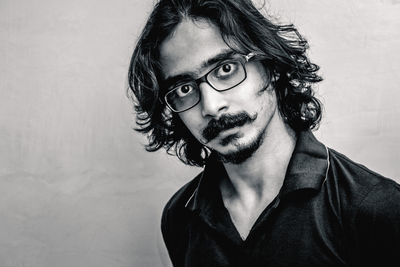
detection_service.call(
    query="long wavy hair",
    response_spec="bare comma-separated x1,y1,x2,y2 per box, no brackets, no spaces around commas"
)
128,0,323,167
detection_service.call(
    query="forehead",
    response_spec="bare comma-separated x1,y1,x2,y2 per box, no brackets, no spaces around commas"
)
159,19,231,79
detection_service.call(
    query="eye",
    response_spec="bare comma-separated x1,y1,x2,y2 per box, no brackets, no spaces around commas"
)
214,61,240,80
175,84,194,97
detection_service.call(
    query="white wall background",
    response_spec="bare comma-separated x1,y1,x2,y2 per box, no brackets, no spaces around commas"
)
0,0,399,266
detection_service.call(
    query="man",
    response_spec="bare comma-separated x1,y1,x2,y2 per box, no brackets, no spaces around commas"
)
128,0,400,266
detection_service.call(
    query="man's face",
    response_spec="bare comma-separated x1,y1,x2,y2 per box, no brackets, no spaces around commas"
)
159,18,280,164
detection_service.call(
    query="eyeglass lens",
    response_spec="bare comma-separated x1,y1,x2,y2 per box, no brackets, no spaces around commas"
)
165,60,246,112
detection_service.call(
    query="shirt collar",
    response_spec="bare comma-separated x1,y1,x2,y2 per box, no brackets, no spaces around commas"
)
185,152,226,215
279,130,329,196
185,130,329,212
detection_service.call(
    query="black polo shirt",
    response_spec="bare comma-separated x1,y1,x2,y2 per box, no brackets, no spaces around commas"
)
161,131,400,267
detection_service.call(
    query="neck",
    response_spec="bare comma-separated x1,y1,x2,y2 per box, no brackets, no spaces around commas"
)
220,119,297,203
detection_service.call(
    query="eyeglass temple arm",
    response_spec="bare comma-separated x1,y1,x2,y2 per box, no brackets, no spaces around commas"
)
245,52,256,62
245,52,268,62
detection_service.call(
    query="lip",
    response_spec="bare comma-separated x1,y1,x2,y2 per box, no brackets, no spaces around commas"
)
218,127,239,137
205,127,240,144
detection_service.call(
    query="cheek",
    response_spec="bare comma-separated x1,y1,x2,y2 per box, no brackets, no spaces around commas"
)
233,66,270,101
256,91,277,122
178,112,203,139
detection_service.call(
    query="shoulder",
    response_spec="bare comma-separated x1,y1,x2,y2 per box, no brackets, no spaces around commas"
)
162,171,202,219
325,147,400,226
326,148,400,262
160,171,203,264
327,147,398,198
161,171,202,236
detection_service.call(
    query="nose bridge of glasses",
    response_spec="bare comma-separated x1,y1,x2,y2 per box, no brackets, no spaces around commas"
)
195,73,214,90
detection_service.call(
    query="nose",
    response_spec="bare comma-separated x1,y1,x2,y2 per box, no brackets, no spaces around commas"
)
199,82,228,118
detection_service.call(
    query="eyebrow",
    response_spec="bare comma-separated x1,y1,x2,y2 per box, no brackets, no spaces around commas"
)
200,49,237,70
162,49,237,91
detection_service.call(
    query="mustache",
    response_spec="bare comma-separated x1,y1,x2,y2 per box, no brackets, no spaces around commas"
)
202,112,257,143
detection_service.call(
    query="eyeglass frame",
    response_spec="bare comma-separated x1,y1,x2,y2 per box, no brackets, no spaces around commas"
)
162,52,258,113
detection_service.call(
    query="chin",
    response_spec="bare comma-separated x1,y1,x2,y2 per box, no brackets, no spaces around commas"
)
214,129,266,164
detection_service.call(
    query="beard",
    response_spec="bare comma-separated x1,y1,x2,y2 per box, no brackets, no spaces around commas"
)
214,121,268,165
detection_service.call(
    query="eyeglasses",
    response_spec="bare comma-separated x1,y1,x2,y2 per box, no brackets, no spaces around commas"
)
163,52,257,113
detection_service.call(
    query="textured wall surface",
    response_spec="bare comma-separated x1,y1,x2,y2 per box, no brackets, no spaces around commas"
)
0,0,399,266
